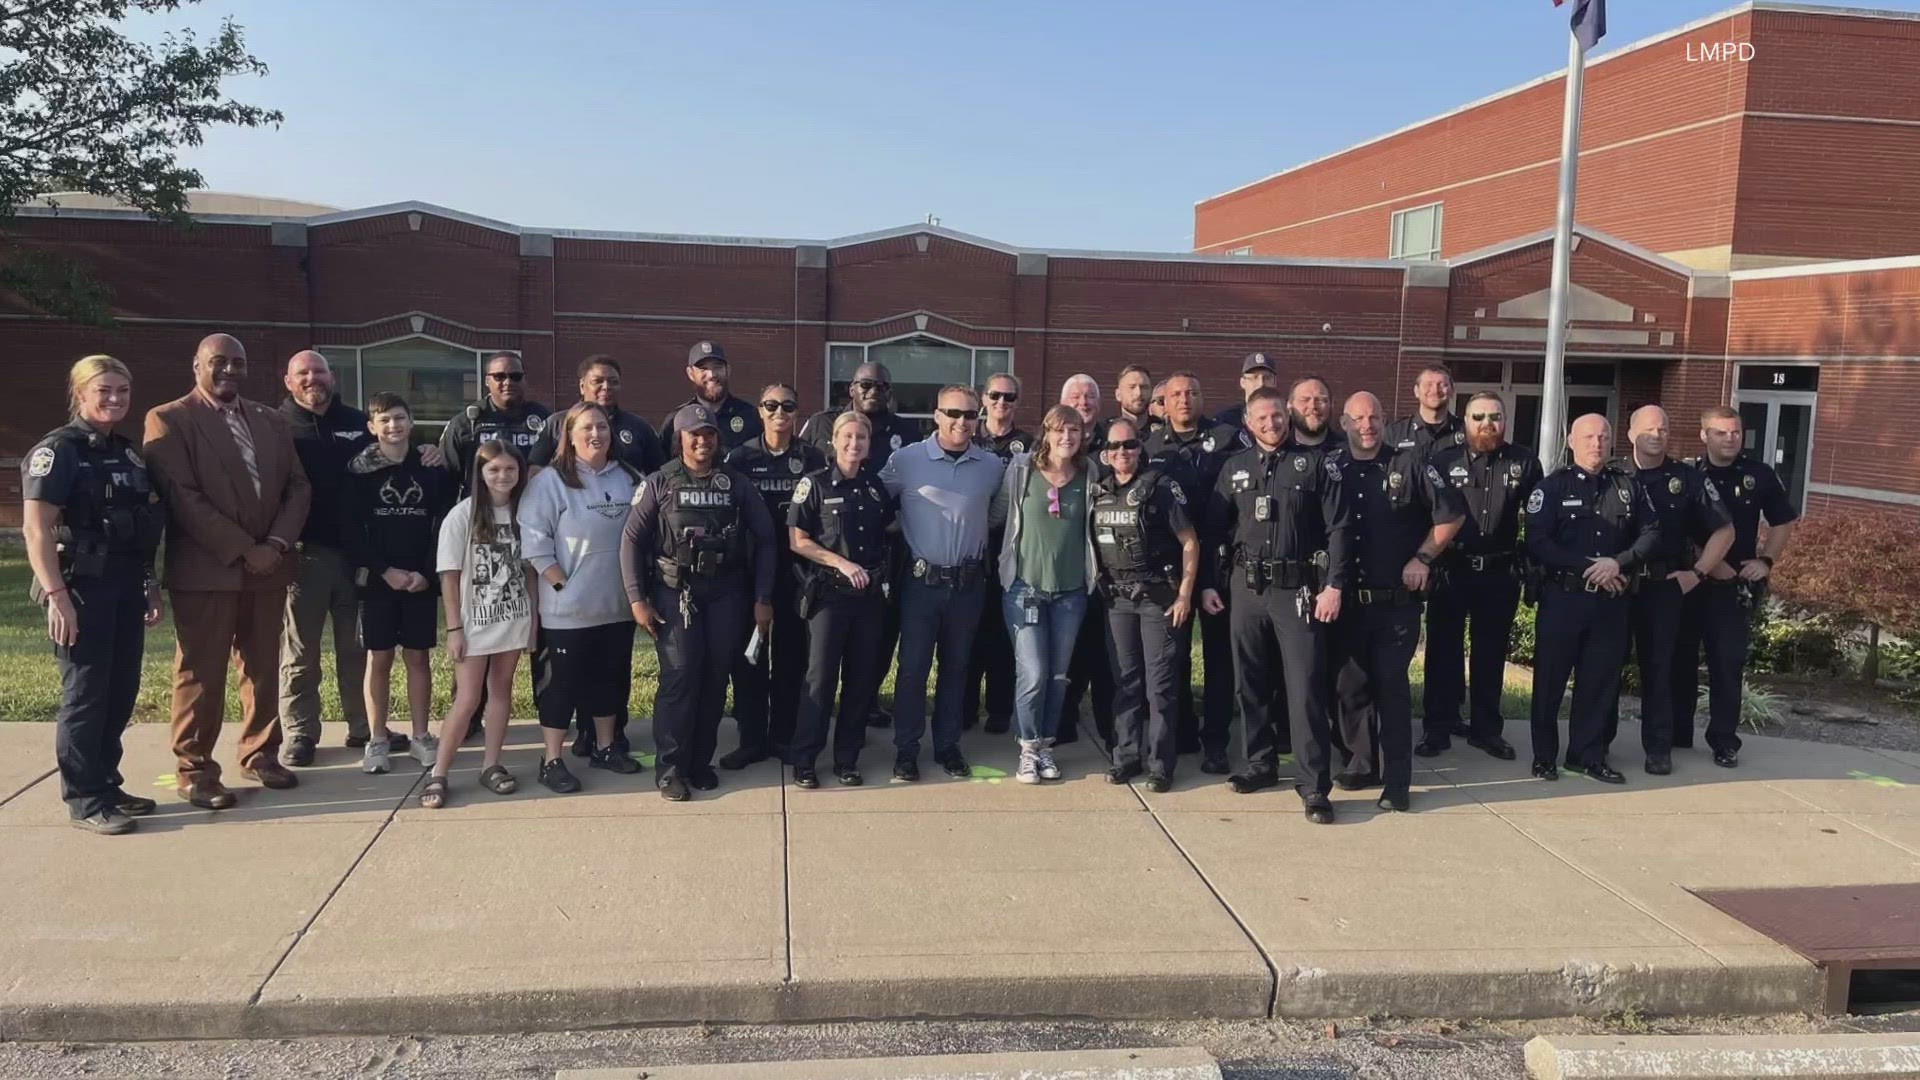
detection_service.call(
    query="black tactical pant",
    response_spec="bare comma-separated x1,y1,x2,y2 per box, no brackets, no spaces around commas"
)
963,572,1016,730
1673,579,1749,754
1061,590,1114,744
1105,590,1190,779
729,561,807,756
54,580,145,819
1606,575,1687,755
1422,563,1521,743
792,590,888,769
1229,578,1332,797
1331,596,1421,800
1529,584,1632,768
650,582,752,782
1178,604,1237,754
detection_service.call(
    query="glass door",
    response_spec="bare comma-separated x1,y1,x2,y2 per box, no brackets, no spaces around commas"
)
1732,364,1819,513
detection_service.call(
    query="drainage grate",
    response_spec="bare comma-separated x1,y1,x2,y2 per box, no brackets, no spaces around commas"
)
1692,883,1920,1013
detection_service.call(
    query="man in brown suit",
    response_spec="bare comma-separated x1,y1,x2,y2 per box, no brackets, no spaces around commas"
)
144,334,311,808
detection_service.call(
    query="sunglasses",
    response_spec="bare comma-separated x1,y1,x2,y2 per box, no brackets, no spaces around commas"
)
1047,485,1062,518
1106,439,1142,452
760,400,798,413
985,390,1018,403
1469,411,1504,422
937,408,980,421
487,371,524,383
853,378,891,392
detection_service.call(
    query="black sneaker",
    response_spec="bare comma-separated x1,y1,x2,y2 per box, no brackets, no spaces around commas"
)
892,758,920,782
1199,749,1231,775
70,809,135,835
571,727,596,758
659,775,690,802
282,737,316,767
939,753,972,779
539,758,580,794
835,764,864,786
1228,770,1281,794
590,746,640,774
689,767,720,791
792,766,819,789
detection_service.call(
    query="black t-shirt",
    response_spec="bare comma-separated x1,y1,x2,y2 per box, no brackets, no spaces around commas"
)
280,397,371,547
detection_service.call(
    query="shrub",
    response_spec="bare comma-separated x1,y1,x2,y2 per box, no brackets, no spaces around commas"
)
1769,508,1920,680
1748,602,1848,676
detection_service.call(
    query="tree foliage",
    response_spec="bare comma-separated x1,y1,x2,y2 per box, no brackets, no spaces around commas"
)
1770,507,1920,678
0,0,281,322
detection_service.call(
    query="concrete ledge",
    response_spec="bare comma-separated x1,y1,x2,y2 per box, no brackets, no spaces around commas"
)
1525,1034,1920,1079
559,1046,1221,1079
782,954,1272,1022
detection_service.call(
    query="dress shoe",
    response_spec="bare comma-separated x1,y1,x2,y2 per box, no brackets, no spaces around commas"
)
1199,749,1231,775
689,767,720,791
1466,734,1517,761
1413,735,1449,758
658,775,690,802
866,707,893,729
1713,749,1739,768
1582,762,1627,785
1302,794,1336,824
1376,791,1410,813
719,745,769,770
984,715,1010,734
835,764,864,786
112,792,158,816
792,766,819,789
1645,753,1673,776
242,760,299,790
1228,770,1280,794
1144,774,1172,793
1107,762,1144,785
1530,761,1559,781
1333,770,1379,791
281,737,316,767
70,809,135,835
177,777,237,810
940,753,972,779
344,733,369,750
892,758,920,782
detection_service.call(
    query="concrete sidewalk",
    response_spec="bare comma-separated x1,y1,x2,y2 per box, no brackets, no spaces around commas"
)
2,717,1917,1040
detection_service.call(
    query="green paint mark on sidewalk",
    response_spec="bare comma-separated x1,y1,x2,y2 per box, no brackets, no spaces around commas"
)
1848,770,1906,789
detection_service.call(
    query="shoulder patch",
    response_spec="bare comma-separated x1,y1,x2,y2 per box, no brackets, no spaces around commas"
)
631,478,647,506
1705,480,1721,501
792,476,812,503
1425,465,1443,488
27,446,55,477
730,415,745,433
1324,457,1340,480
1526,489,1545,514
1168,479,1186,505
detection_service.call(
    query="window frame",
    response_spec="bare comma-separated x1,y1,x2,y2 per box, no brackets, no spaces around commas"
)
1389,202,1444,261
315,335,520,431
824,332,1014,420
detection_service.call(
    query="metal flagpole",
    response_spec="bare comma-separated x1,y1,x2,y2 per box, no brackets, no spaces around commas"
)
1537,25,1587,473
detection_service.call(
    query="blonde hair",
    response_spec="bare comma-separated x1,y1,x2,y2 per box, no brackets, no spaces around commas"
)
1032,404,1085,472
68,355,131,417
831,410,872,438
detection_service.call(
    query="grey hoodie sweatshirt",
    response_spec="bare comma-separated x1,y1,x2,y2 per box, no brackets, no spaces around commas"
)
519,459,639,629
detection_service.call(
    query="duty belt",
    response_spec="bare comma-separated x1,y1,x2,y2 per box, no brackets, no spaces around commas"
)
1547,569,1636,596
910,557,984,588
1232,552,1312,591
1450,551,1515,572
1351,585,1422,605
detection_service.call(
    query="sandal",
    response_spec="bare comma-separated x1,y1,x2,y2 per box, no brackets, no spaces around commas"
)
479,765,517,795
420,775,449,809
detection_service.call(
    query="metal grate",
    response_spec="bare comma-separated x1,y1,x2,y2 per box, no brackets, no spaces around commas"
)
1693,883,1920,1013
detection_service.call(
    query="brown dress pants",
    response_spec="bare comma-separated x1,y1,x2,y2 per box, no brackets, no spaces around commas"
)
169,588,287,778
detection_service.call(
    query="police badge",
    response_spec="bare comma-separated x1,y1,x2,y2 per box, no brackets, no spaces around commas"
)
1010,440,1026,453
619,429,634,445
1388,471,1405,491
713,472,731,491
792,476,812,503
788,457,803,474
1618,485,1632,505
527,414,545,432
1509,461,1523,479
1526,489,1545,513
730,416,745,433
1742,475,1756,491
890,433,903,451
1292,456,1307,473
26,446,54,477
1668,476,1683,495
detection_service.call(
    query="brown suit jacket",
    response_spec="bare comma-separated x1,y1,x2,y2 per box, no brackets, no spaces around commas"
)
144,390,311,592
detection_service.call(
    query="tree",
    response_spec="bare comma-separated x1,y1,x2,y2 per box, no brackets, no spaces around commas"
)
1769,508,1920,681
0,0,282,324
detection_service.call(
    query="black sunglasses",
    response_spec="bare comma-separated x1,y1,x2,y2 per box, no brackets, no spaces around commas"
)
1469,411,1503,422
760,400,798,413
853,378,891,392
984,390,1018,403
487,371,524,383
1107,439,1142,452
937,408,980,421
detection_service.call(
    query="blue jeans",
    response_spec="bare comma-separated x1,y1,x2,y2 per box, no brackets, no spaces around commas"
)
1002,581,1088,741
894,575,986,761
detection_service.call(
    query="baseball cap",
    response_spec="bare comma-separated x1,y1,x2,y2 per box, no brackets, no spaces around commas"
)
671,402,719,433
688,341,727,368
1241,352,1275,374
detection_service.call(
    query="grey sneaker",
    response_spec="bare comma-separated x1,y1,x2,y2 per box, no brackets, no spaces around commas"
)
360,737,391,775
1016,740,1041,785
408,732,440,769
1036,739,1060,781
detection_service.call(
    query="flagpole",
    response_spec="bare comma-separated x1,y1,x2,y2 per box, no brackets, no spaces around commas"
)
1537,25,1586,473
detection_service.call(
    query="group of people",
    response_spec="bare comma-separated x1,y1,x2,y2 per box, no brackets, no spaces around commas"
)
23,334,1799,833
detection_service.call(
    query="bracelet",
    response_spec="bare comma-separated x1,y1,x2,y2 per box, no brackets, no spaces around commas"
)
44,586,68,599
446,626,463,634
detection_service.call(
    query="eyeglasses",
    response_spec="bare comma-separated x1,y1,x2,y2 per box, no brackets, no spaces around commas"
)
1469,411,1503,422
1047,485,1062,518
985,390,1018,403
1107,439,1142,452
761,400,798,413
487,371,524,383
937,408,980,420
853,379,891,392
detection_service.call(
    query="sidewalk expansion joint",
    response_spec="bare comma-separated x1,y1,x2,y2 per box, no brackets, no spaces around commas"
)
0,768,56,809
779,762,794,985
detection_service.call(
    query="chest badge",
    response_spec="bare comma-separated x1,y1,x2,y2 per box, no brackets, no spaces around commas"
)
792,476,812,503
1126,485,1144,507
786,457,802,474
1668,476,1683,495
730,416,745,433
1526,489,1545,513
526,415,545,432
619,429,634,445
890,433,903,450
1387,471,1404,492
1508,461,1523,479
1450,465,1469,479
1292,455,1307,473
1202,436,1216,452
1619,485,1632,504
712,472,731,491
1743,474,1756,491
1009,439,1026,453
27,446,55,477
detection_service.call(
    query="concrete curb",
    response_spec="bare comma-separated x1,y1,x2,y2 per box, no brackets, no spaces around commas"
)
557,1046,1222,1079
1524,1033,1920,1078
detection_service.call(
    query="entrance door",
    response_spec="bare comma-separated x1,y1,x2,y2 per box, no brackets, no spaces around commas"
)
1452,357,1617,462
1731,364,1818,513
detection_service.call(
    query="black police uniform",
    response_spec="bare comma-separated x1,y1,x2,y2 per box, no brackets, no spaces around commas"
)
1607,455,1732,759
529,406,664,477
1091,468,1195,780
1145,420,1246,758
1422,441,1543,750
1328,448,1463,802
964,425,1036,732
724,435,827,759
1205,440,1354,796
1675,453,1798,756
787,463,897,774
799,407,922,476
1099,411,1164,443
621,459,776,789
1383,413,1466,461
661,395,761,454
1212,403,1254,441
22,422,165,822
1059,443,1117,746
438,396,552,486
1524,462,1663,773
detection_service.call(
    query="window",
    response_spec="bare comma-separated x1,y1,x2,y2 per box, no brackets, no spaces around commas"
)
1226,246,1254,256
1390,203,1443,260
316,337,514,428
826,334,1012,418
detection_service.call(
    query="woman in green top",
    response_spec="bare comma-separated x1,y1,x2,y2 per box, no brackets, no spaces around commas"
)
990,405,1099,784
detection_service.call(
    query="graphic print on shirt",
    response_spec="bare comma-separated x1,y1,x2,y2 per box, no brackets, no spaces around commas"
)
469,525,531,629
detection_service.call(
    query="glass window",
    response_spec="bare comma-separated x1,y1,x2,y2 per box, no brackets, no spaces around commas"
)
1563,362,1616,387
318,347,360,408
1390,203,1442,260
1226,246,1253,256
359,339,483,425
827,337,1010,418
1451,359,1505,383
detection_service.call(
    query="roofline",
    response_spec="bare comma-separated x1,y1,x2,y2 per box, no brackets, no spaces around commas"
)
8,201,1409,270
1195,1,1920,209
1446,223,1699,278
1729,252,1920,280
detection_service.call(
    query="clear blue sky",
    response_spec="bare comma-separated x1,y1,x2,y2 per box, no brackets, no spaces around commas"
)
145,0,1920,252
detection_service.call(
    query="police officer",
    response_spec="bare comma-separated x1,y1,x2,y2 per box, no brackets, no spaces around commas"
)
1144,371,1244,772
1201,386,1353,823
1525,414,1664,784
1420,391,1542,759
1092,418,1199,791
22,355,166,834
1609,405,1733,775
530,355,664,476
721,383,826,768
660,341,762,453
1104,364,1164,441
788,411,897,787
1214,352,1276,437
621,403,777,802
965,372,1034,734
1675,405,1800,768
1328,393,1464,812
1383,363,1466,460
1283,375,1346,452
439,352,551,485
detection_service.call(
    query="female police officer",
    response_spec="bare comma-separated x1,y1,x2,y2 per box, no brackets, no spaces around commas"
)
23,355,166,835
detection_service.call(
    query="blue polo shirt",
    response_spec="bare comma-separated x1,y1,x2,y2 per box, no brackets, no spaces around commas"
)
879,435,1007,567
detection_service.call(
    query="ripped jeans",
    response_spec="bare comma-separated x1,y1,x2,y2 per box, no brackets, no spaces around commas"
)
1002,580,1088,741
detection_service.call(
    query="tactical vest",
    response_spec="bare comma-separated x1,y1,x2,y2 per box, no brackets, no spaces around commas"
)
46,429,164,584
1090,472,1181,583
653,463,754,589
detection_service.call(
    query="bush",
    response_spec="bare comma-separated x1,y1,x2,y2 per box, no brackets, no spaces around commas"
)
1509,602,1537,666
1748,602,1849,676
1769,508,1920,680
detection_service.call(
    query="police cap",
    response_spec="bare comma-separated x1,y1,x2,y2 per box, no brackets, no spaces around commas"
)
671,402,720,434
1241,351,1274,374
688,341,727,368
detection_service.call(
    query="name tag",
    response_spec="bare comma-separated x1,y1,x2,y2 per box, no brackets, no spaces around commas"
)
1562,498,1582,507
823,497,845,504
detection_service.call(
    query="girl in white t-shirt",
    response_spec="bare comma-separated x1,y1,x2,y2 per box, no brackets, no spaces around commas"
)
422,441,537,809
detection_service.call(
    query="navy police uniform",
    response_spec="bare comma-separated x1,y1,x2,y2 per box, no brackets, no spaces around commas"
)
659,342,762,454
530,406,664,477
723,435,827,760
1383,413,1466,461
1524,462,1663,774
437,396,551,486
799,407,921,477
23,422,165,824
964,425,1036,733
1091,468,1195,781
787,463,897,777
1421,441,1542,752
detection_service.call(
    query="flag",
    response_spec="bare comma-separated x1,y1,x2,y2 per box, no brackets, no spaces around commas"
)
1553,0,1607,51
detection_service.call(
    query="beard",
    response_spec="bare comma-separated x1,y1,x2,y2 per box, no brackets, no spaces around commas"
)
1290,409,1325,436
1467,429,1505,454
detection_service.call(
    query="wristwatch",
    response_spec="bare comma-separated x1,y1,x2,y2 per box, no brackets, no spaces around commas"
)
550,578,566,592
1414,551,1436,566
1755,555,1775,569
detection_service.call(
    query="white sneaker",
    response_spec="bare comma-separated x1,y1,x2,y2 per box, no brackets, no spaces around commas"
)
408,732,440,768
1016,740,1041,785
361,737,391,774
1036,739,1061,781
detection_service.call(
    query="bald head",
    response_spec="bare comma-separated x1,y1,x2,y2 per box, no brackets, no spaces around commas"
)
1568,413,1612,472
285,349,336,413
193,334,248,403
1627,404,1670,466
1341,391,1386,453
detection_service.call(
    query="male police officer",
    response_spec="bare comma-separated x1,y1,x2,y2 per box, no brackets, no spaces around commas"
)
1201,386,1353,823
531,355,664,476
1525,413,1663,784
1145,371,1245,771
799,360,920,474
621,403,777,802
660,341,761,453
1330,392,1463,812
1420,391,1541,759
1384,364,1465,460
439,352,550,485
1610,405,1733,774
1215,352,1276,436
1106,364,1163,440
1675,405,1799,767
965,372,1034,734
1284,375,1345,451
